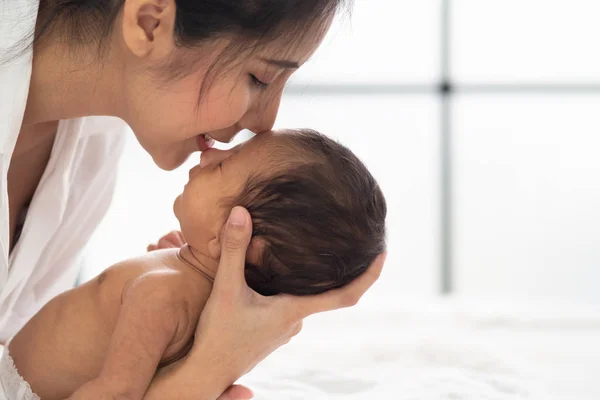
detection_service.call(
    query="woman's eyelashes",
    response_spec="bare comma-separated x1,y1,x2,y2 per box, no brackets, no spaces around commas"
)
249,74,269,90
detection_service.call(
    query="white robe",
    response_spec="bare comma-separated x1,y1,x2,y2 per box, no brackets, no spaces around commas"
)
0,0,128,342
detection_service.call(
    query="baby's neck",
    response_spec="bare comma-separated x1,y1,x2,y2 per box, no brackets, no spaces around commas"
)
176,245,218,283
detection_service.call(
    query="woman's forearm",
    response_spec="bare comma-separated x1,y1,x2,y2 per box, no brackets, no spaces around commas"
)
144,345,237,400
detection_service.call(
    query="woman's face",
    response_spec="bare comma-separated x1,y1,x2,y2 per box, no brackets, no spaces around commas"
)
117,2,331,170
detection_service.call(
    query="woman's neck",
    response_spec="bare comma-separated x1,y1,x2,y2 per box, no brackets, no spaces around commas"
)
23,33,123,126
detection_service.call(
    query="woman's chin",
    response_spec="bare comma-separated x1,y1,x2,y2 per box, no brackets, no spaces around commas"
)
152,149,191,171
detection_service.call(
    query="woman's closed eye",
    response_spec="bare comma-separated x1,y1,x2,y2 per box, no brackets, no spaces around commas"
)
249,74,269,90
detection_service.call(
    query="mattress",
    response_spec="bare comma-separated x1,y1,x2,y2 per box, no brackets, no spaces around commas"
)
239,297,600,400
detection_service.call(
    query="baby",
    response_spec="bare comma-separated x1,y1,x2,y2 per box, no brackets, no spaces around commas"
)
4,129,387,400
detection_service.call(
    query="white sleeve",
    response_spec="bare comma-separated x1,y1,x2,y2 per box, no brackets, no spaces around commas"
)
0,117,128,341
26,119,128,310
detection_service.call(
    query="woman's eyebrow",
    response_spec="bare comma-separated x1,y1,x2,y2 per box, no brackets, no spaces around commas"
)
262,58,300,69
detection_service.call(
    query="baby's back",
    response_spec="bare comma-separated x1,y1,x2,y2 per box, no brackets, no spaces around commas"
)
9,250,208,400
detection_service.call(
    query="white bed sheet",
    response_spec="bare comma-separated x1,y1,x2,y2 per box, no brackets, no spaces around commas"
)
239,297,600,400
1,298,597,399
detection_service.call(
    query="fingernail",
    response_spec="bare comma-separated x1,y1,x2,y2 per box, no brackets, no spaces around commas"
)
228,207,247,227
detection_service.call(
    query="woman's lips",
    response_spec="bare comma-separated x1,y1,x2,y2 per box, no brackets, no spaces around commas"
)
196,134,215,151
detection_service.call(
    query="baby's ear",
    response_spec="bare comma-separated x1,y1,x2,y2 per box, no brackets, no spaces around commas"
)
207,236,221,260
207,223,226,260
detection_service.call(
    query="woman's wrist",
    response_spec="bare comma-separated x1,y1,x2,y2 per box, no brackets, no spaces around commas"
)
144,341,238,400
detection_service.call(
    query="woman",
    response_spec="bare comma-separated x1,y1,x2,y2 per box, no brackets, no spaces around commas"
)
0,0,386,399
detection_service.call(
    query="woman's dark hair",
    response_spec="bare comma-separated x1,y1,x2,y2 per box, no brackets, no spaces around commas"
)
21,0,347,61
231,129,387,296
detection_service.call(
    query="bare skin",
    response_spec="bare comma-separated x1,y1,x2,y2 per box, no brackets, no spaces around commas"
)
10,247,215,400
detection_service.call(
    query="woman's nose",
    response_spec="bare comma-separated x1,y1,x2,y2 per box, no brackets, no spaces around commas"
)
199,148,233,169
242,91,282,134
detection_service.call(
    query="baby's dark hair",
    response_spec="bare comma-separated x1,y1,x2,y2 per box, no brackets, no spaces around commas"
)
232,129,386,296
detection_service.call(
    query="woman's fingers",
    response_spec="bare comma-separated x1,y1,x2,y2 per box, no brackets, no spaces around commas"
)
147,230,186,252
216,384,254,400
213,206,253,293
167,231,186,246
158,231,185,248
292,251,387,318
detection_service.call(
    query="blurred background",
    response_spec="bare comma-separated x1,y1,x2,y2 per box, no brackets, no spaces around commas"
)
81,0,600,305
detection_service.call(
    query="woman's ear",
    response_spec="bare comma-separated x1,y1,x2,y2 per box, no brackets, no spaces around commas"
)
122,0,176,59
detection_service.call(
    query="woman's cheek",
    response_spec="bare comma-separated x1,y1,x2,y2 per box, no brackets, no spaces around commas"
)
209,84,251,129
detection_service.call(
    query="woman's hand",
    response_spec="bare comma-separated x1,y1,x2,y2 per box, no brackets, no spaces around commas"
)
147,230,185,251
192,207,385,378
144,207,386,400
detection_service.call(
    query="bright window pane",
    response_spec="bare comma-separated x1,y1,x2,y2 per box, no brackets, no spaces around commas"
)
291,0,440,85
452,0,600,83
275,94,440,297
453,95,600,302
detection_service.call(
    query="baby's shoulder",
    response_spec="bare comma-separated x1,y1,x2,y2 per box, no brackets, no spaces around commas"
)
117,254,200,349
114,251,192,295
95,250,195,308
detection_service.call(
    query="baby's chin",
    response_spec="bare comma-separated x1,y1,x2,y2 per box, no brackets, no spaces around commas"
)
172,194,183,220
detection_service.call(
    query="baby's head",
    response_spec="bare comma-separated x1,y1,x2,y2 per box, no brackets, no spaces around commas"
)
174,129,386,295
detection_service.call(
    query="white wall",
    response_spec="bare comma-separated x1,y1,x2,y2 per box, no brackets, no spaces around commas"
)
452,0,600,83
453,95,600,301
451,0,600,302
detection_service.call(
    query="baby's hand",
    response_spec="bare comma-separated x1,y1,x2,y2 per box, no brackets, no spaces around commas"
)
147,230,185,251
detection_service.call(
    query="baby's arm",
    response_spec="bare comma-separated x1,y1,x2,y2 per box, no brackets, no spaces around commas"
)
67,270,190,400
